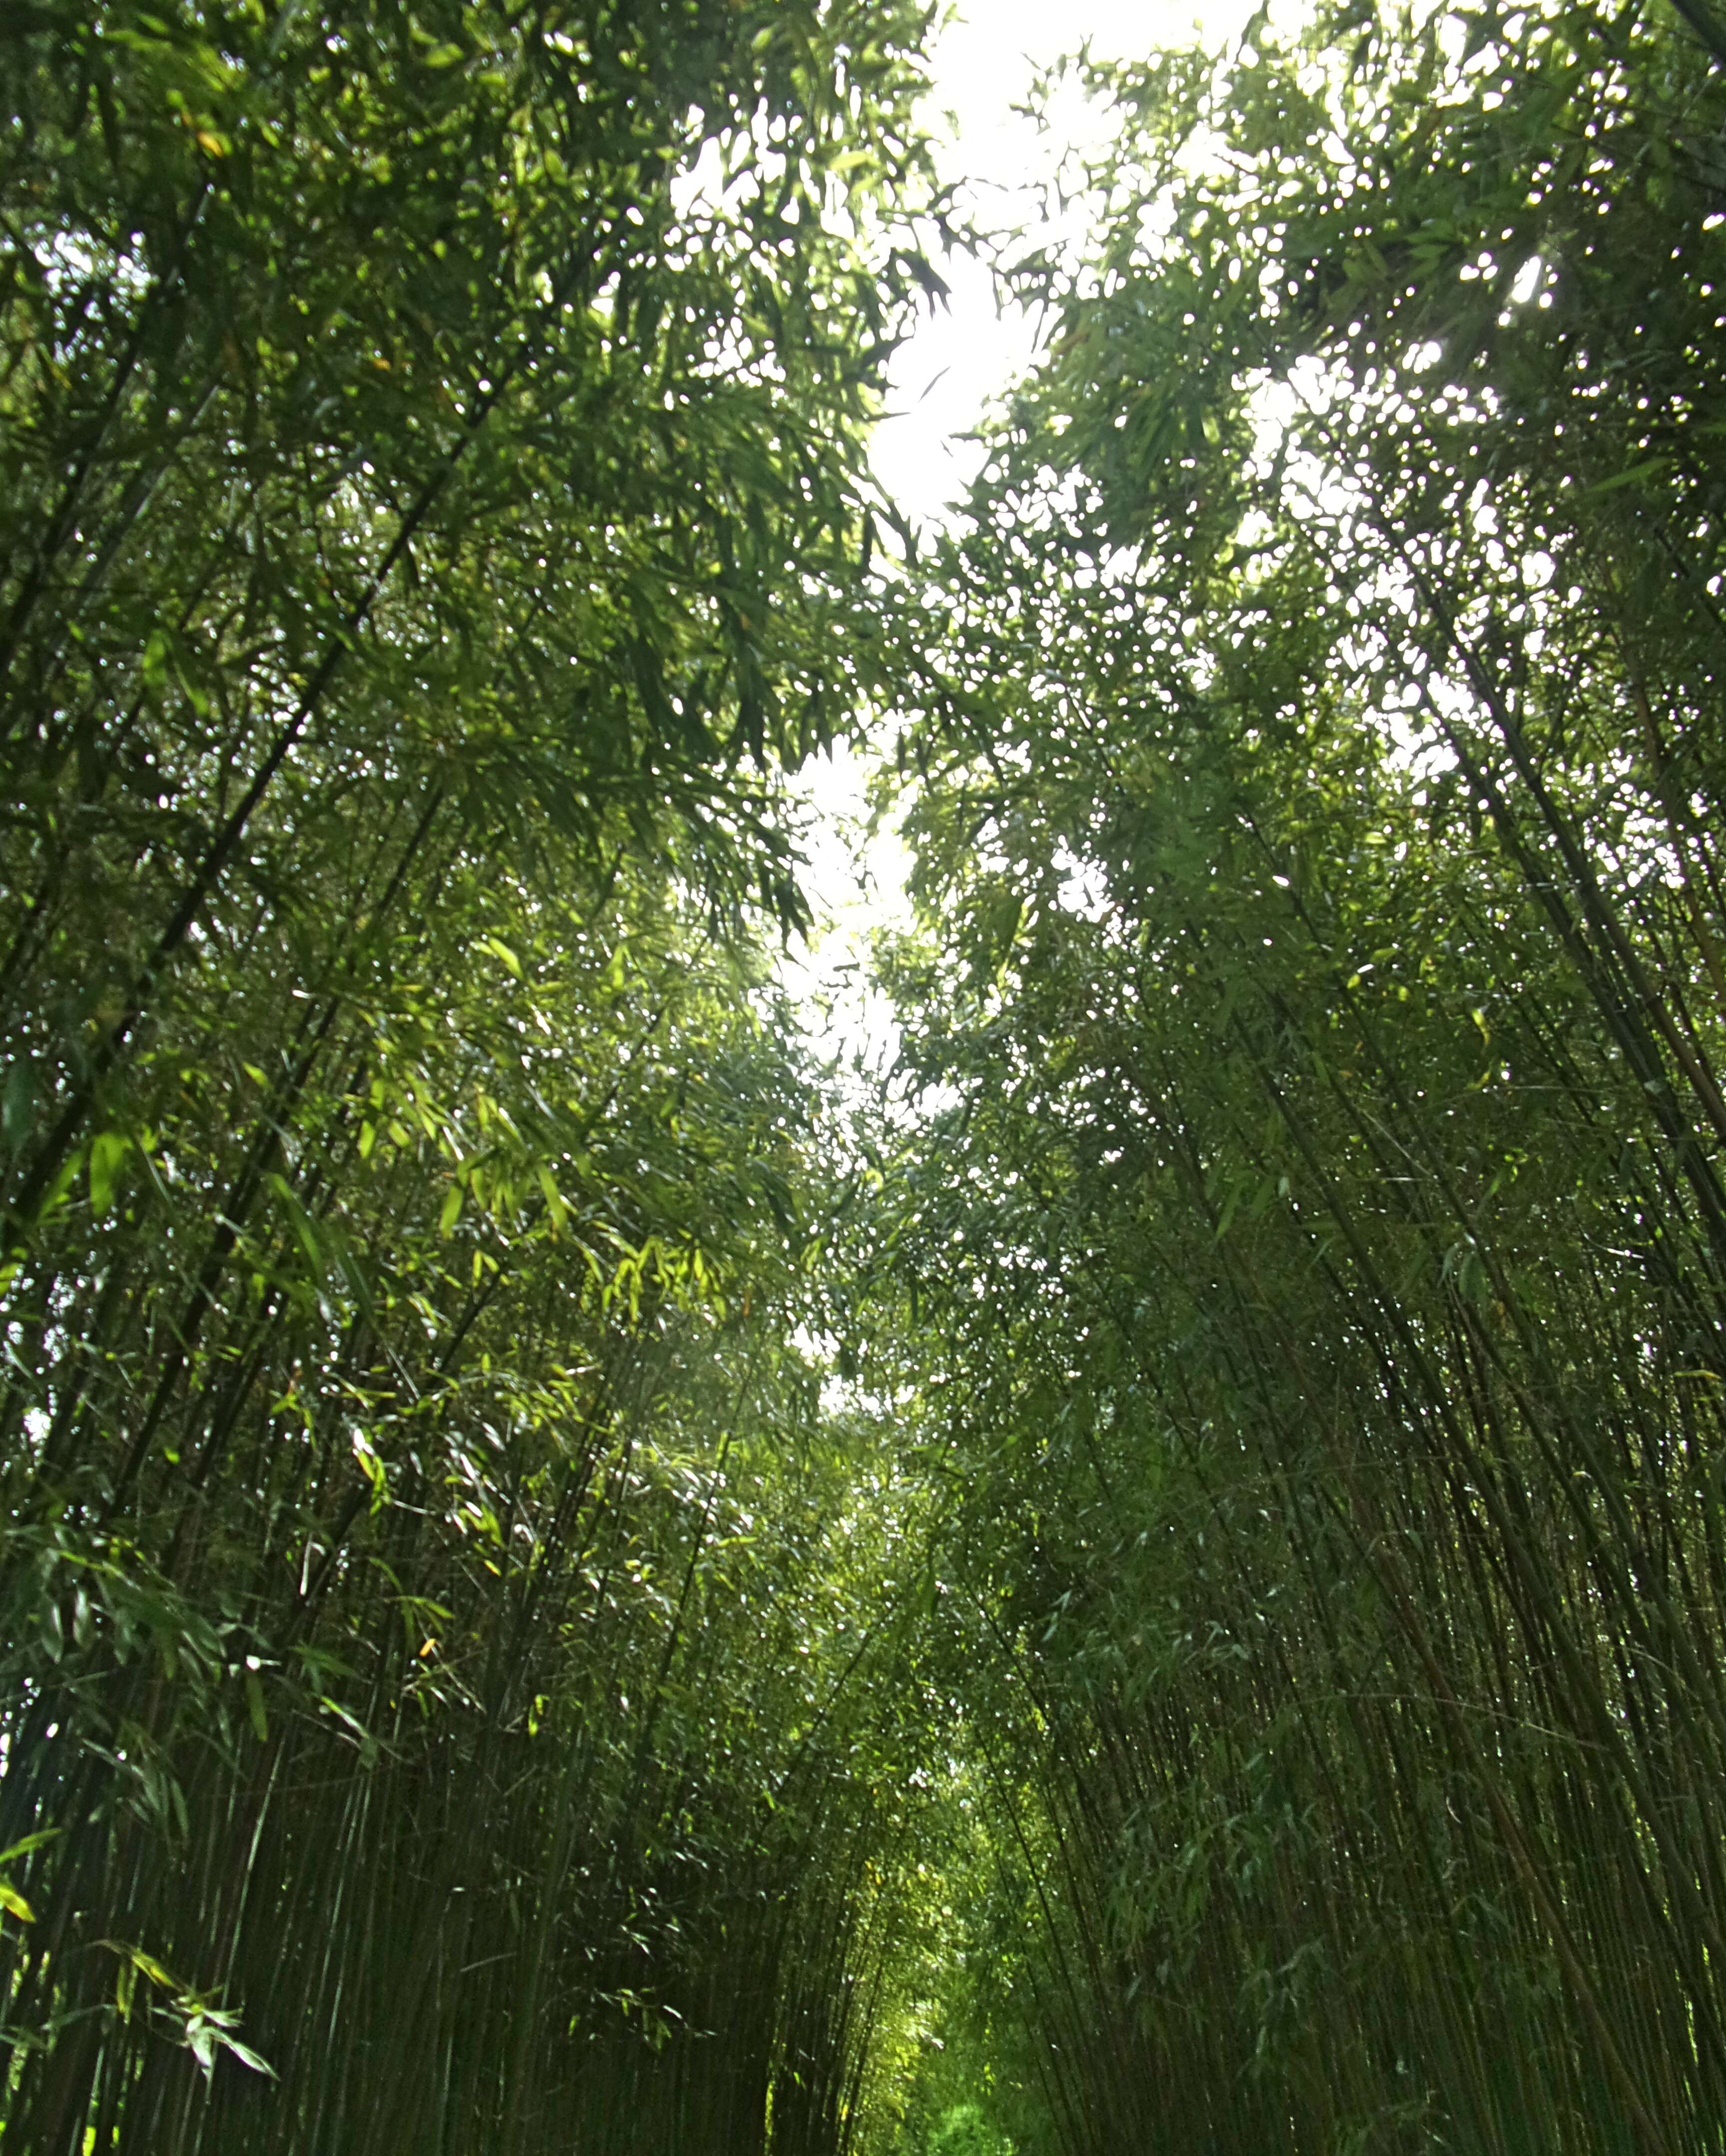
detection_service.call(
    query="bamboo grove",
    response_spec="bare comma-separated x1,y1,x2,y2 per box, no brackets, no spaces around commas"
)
3,1,1726,2154
0,3,951,2150
868,1,1726,2150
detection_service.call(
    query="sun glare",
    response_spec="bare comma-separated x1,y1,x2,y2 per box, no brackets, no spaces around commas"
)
788,0,1261,1061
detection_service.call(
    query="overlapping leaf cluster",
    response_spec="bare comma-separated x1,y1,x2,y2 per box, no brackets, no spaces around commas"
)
874,2,1726,2149
0,4,958,2151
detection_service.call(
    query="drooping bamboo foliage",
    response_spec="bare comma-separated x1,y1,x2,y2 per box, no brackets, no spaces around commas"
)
872,2,1726,2150
14,0,1726,2152
0,4,957,2151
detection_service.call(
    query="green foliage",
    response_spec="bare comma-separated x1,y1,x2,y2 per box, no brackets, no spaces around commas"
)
866,0,1726,2151
8,0,1726,2152
0,4,953,2152
927,2102,1013,2156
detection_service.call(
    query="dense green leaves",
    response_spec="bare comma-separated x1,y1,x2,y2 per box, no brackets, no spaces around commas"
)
9,0,1726,2152
0,6,952,2152
869,2,1726,2151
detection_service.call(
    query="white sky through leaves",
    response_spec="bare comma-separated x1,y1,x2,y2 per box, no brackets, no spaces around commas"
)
786,0,1256,1069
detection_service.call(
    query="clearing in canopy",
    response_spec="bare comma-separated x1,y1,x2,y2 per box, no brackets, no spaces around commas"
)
1,2,1724,2153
